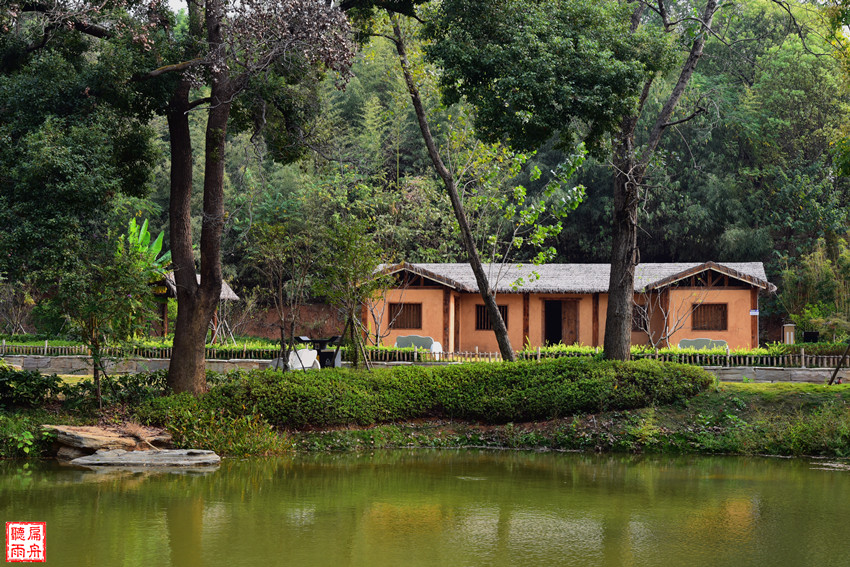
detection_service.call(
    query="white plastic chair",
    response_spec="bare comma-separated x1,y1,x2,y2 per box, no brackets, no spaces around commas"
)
430,341,443,361
271,349,320,371
288,349,320,371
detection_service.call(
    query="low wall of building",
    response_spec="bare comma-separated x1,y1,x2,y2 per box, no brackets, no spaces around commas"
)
703,366,849,384
1,355,274,375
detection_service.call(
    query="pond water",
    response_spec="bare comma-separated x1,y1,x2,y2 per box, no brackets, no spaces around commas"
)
2,451,849,567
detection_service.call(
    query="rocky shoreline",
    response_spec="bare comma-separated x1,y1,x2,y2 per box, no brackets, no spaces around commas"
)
44,425,220,468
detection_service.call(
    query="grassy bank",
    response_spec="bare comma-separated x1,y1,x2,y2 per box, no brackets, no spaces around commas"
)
4,358,850,458
290,382,850,457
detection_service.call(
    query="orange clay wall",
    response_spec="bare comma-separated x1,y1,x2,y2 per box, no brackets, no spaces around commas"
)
456,294,526,353
370,288,447,348
367,287,757,352
665,288,755,349
598,294,608,347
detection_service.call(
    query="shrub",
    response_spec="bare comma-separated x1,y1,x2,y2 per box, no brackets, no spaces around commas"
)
0,368,63,408
61,370,169,413
0,413,58,458
771,342,850,356
139,358,714,429
139,393,290,457
741,401,850,457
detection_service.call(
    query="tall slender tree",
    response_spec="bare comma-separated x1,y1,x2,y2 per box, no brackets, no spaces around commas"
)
161,0,353,392
387,15,516,360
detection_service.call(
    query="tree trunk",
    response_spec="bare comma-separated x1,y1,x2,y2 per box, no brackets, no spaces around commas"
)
391,19,514,361
166,79,211,394
603,129,641,361
603,0,718,360
165,0,231,393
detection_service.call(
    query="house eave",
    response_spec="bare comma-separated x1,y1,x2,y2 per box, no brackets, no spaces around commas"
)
641,261,777,293
377,262,472,292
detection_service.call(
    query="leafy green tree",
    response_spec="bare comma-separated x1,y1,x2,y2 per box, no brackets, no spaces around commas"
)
248,220,320,364
0,43,159,280
780,239,850,339
51,219,170,410
424,0,674,152
313,216,392,369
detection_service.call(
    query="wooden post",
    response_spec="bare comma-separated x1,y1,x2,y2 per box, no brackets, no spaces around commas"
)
828,342,850,385
801,347,806,369
443,289,451,350
44,340,48,356
523,293,530,346
751,288,759,348
592,293,599,346
537,347,541,362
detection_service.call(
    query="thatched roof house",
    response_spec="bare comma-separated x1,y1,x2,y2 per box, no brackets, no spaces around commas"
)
369,261,775,352
380,261,775,294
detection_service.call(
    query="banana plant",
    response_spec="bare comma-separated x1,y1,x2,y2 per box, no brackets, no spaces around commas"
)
117,218,172,284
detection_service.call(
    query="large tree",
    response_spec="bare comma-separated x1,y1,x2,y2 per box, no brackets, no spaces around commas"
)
602,0,721,359
0,3,159,282
161,0,352,392
7,0,354,393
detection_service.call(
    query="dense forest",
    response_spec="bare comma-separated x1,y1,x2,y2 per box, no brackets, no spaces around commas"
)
2,1,850,388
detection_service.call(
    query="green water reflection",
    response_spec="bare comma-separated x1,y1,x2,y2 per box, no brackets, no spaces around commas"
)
1,451,849,566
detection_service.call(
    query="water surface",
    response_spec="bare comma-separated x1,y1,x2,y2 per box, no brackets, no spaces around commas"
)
2,451,848,566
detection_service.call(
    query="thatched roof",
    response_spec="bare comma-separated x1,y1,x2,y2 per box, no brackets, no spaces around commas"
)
162,273,240,301
380,262,776,294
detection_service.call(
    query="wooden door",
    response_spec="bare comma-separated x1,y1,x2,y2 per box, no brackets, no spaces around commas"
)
562,301,578,345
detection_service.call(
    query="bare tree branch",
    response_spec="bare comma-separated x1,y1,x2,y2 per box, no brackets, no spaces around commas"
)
662,106,706,128
638,0,720,170
134,58,206,81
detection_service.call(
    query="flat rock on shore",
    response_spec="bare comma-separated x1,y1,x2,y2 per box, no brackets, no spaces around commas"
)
70,449,221,468
44,424,173,460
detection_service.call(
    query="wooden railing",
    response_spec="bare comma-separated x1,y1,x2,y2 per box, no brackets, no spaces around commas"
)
0,340,280,360
366,348,847,368
0,340,845,369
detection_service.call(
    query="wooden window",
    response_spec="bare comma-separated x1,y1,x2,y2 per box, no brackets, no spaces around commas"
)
389,303,422,329
475,304,508,331
692,303,727,331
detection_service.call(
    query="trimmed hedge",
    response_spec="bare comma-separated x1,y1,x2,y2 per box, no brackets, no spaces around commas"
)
138,358,714,429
